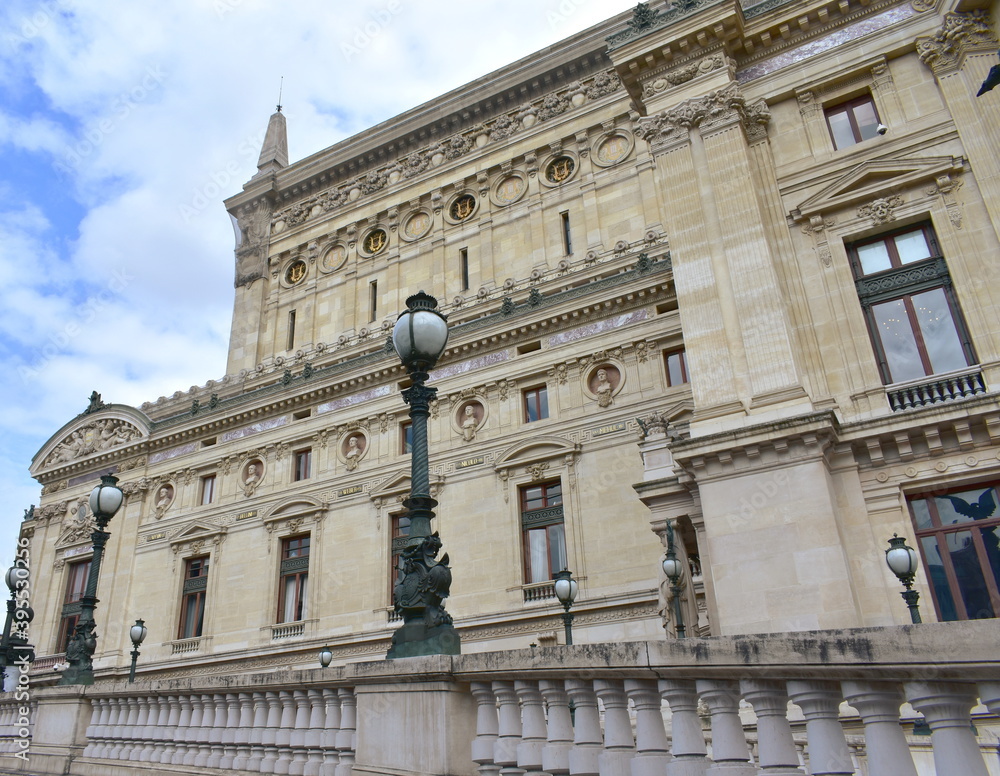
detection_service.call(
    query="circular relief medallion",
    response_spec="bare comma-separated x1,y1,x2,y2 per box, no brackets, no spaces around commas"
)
449,194,477,222
490,173,527,207
402,210,432,241
361,228,388,256
594,133,633,167
321,243,348,273
544,155,576,185
285,260,307,285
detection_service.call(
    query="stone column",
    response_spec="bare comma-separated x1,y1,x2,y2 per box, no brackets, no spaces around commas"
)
695,680,755,775
625,679,671,776
786,680,853,776
658,679,709,776
539,680,573,776
740,680,803,774
471,682,501,776
904,682,988,776
564,679,602,776
841,681,917,776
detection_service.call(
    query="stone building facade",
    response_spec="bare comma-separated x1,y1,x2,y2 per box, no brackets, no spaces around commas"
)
23,0,1000,686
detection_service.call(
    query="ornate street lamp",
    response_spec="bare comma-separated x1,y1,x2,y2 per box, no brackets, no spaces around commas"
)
319,647,333,668
387,291,459,659
128,619,147,682
553,569,578,645
0,564,34,686
661,522,686,638
885,533,922,624
59,474,124,685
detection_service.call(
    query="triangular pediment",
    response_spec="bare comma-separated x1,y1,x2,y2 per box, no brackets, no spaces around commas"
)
369,469,412,501
262,496,326,527
495,435,580,471
169,520,226,546
791,156,964,222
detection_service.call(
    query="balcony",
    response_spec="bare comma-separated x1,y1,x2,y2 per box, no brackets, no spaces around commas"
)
3,621,997,776
887,368,987,411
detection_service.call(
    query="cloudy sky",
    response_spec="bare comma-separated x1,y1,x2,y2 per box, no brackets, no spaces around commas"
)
0,0,639,564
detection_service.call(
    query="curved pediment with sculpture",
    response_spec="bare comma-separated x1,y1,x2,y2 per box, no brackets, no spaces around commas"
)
34,403,149,475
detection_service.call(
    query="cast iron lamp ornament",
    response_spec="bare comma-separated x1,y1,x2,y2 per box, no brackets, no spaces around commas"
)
0,564,34,685
387,291,460,658
662,521,686,638
59,474,124,685
128,619,147,683
885,533,922,624
553,568,578,644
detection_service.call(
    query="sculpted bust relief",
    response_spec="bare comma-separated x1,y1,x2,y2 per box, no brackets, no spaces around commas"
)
459,402,484,441
242,459,264,497
344,434,366,471
588,364,621,408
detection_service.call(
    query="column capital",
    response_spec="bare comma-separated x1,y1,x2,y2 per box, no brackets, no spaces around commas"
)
916,10,998,75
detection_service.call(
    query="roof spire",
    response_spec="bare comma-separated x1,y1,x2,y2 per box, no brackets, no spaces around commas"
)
255,85,288,177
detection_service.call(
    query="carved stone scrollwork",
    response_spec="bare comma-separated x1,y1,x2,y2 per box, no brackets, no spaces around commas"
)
635,82,771,152
916,10,998,74
800,215,837,268
926,175,965,230
858,195,904,226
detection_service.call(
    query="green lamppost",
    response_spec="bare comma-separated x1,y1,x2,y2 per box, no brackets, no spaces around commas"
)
59,474,124,685
885,533,922,624
553,569,578,645
128,619,147,682
0,564,34,685
387,291,459,659
662,522,686,639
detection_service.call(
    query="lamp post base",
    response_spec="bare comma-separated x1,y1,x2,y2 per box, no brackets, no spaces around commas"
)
387,618,461,659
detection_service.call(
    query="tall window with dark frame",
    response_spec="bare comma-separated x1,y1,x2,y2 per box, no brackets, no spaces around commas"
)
561,212,572,255
201,474,216,505
369,280,378,322
523,386,549,423
178,557,209,639
287,310,297,351
825,94,881,150
278,535,310,623
460,248,470,292
847,222,976,385
908,482,1000,621
400,422,412,454
664,348,689,387
57,558,91,653
294,448,312,481
521,480,566,584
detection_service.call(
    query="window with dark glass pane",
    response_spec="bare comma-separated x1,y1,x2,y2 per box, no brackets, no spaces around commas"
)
825,95,881,150
58,559,92,652
294,449,312,481
665,349,689,387
523,386,549,423
390,514,411,594
908,483,1000,621
401,422,412,454
520,480,566,584
278,536,309,623
179,557,209,639
201,475,216,505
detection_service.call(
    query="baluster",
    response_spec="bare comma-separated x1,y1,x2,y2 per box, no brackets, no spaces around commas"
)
321,687,342,776
205,693,227,768
625,679,671,776
564,679,602,776
539,680,573,776
144,694,169,763
109,697,131,760
786,680,853,776
658,679,709,776
335,687,357,776
217,692,240,768
471,682,501,776
492,681,524,776
275,689,297,774
193,693,215,767
82,697,105,758
515,680,547,775
159,695,182,763
303,688,326,776
289,689,311,775
232,692,256,770
594,679,635,776
841,681,917,776
696,680,755,775
741,680,804,774
905,682,988,776
260,690,283,773
128,695,151,761
181,694,204,765
249,690,273,773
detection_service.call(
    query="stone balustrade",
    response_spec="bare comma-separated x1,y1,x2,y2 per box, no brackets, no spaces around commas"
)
1,621,997,776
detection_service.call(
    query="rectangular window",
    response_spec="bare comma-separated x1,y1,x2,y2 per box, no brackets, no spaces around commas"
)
848,223,976,385
523,386,549,423
561,212,572,255
825,94,881,150
908,482,1000,621
57,559,92,653
665,349,689,387
178,557,209,639
294,449,312,481
401,422,412,455
287,310,296,351
390,513,411,595
460,248,470,292
278,535,310,623
521,480,566,584
200,475,216,505
369,280,378,322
